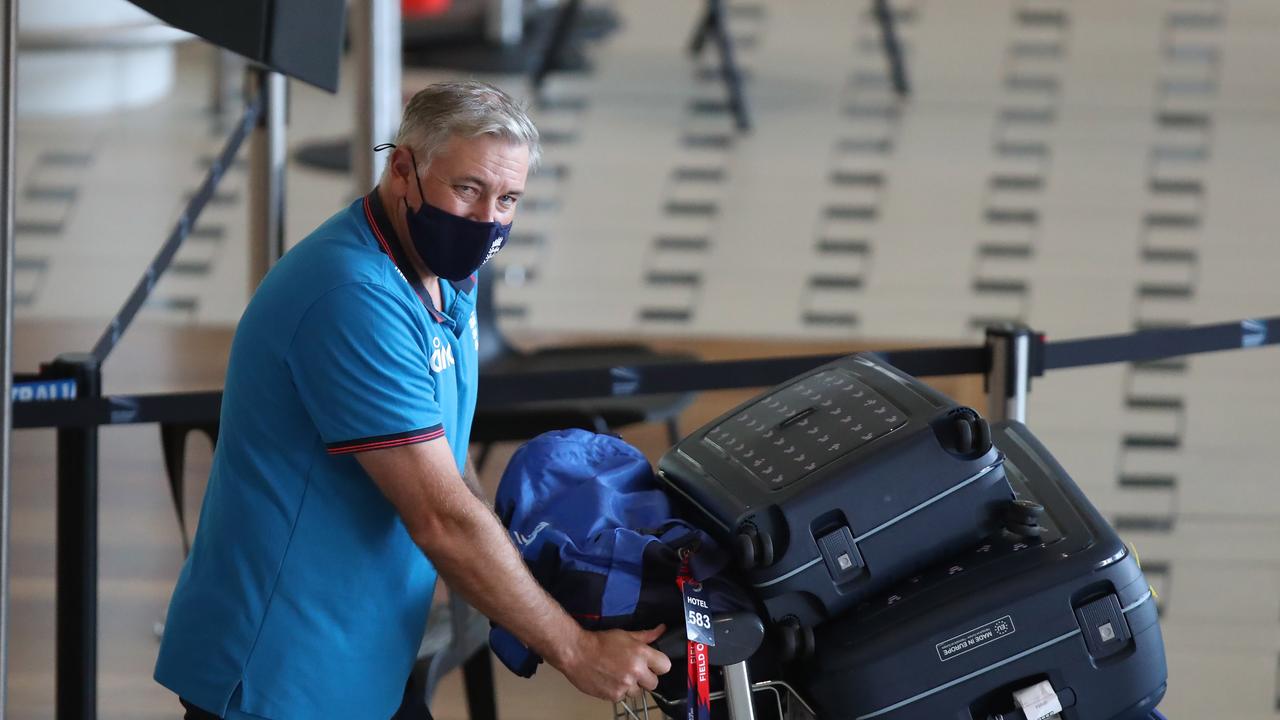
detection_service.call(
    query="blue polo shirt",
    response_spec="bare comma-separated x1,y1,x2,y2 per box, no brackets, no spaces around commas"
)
155,193,480,719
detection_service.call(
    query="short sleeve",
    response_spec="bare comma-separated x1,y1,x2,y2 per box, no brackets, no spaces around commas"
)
286,283,444,455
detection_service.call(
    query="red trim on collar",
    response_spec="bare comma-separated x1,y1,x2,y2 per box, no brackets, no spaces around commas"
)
362,194,396,258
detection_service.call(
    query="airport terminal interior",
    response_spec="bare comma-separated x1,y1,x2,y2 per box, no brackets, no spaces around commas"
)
6,0,1280,718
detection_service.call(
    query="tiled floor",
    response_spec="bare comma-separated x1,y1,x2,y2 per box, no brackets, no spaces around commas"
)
10,0,1280,717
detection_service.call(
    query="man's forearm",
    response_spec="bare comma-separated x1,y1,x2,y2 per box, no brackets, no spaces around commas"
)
462,455,485,501
358,441,580,670
414,491,582,668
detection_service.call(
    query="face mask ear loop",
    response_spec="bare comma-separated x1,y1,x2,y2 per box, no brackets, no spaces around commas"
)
406,148,430,209
374,143,428,211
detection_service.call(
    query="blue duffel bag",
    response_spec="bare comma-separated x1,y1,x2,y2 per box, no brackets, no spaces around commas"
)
488,429,750,677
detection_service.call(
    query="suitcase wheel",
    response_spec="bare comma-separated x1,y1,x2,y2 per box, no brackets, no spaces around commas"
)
774,618,815,662
938,409,993,457
776,621,799,661
956,418,973,451
1004,499,1046,539
1006,521,1044,539
977,417,992,452
734,525,775,569
1006,498,1045,523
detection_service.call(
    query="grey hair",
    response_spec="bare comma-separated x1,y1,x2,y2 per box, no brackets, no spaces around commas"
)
389,80,541,176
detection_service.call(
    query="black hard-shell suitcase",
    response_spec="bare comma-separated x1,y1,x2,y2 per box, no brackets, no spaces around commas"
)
656,353,1013,636
804,420,1167,720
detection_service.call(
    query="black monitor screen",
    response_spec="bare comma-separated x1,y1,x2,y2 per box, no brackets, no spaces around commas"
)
127,0,344,92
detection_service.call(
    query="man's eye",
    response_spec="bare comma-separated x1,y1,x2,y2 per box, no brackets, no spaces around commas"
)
498,195,517,208
454,185,478,197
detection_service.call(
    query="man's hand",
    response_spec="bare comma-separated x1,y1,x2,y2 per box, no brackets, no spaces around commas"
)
552,625,673,703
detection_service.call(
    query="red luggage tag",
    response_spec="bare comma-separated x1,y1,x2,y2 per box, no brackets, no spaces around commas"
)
677,549,713,720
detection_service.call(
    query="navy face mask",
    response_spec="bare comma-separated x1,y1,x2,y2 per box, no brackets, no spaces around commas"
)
390,145,512,282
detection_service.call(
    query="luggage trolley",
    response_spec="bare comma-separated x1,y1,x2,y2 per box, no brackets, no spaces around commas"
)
613,610,815,720
612,672,815,720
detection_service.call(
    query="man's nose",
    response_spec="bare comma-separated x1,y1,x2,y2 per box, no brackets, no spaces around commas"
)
469,201,498,223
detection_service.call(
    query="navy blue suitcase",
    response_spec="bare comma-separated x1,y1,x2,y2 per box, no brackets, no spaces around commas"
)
656,353,1013,638
803,420,1167,720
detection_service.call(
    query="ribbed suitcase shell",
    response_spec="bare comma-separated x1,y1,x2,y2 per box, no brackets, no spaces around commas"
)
804,421,1167,720
657,353,1012,630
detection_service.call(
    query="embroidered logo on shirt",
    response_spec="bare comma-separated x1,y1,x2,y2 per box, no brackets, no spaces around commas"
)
429,336,456,374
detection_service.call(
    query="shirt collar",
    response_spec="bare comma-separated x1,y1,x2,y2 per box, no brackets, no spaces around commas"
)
361,191,476,322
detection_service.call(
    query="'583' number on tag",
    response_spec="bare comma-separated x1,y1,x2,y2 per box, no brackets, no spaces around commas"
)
682,581,716,647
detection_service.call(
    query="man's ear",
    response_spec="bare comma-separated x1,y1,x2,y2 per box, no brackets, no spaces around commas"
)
389,147,418,195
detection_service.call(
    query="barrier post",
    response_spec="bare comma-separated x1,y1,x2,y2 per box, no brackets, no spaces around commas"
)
49,353,101,720
0,0,17,714
984,324,1034,423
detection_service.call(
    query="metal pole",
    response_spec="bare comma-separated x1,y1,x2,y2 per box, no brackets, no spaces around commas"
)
461,649,498,720
1011,331,1029,422
210,46,224,116
0,0,17,715
209,48,243,119
486,0,523,46
352,0,402,194
247,67,286,290
51,354,100,720
984,324,1032,423
723,661,757,720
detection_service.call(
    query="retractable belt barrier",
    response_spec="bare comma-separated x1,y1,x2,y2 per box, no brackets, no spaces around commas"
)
12,315,1279,429
1043,316,1276,370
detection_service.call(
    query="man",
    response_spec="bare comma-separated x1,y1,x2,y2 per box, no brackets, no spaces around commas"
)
155,81,671,720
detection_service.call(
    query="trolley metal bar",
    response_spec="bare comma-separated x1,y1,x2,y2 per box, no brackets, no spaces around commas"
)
723,661,757,720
